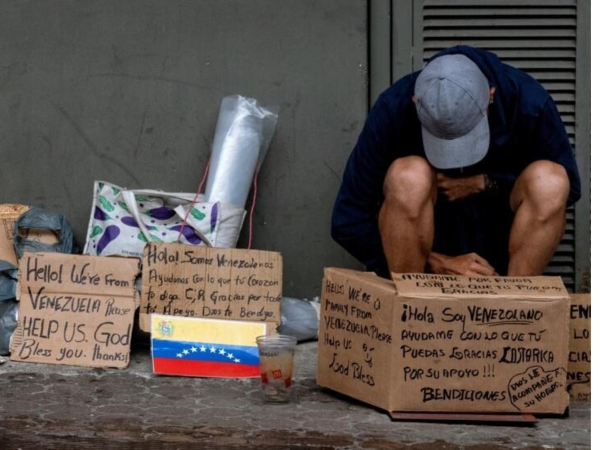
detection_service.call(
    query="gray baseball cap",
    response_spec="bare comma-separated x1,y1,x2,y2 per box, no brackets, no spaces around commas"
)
414,54,490,169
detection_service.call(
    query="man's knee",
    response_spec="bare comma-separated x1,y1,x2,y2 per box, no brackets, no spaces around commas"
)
383,156,436,202
511,160,570,214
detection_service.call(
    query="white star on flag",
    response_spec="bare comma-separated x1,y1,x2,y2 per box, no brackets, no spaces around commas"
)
170,343,246,364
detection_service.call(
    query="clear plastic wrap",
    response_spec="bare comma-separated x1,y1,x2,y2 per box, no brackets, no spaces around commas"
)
204,95,278,208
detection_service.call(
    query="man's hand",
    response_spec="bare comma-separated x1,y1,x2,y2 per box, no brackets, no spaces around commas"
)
437,173,485,201
427,252,498,276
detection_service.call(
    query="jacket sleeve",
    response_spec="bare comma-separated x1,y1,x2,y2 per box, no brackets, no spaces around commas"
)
331,97,398,276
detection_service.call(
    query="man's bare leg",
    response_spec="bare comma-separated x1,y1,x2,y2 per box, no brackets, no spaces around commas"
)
508,160,570,276
378,156,437,273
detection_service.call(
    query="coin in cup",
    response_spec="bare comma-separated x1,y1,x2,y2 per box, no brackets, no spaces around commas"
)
256,334,297,403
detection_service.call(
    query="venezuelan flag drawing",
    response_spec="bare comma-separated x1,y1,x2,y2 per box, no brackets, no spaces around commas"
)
151,315,267,378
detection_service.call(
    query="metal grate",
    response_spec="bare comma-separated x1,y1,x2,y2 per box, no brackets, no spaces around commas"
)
418,0,578,291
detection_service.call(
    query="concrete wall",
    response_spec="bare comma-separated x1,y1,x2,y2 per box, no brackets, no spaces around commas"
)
0,0,367,298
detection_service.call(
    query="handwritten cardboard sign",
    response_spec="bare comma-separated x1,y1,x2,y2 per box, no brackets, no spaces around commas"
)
10,253,140,368
317,269,571,415
568,293,591,401
139,243,282,332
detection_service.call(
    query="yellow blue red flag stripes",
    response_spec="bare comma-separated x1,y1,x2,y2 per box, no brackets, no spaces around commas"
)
151,315,267,378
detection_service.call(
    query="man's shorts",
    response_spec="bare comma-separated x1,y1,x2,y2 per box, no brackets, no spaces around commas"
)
432,191,514,275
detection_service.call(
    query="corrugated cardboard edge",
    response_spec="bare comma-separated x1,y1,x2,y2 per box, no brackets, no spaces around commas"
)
0,204,30,218
389,411,538,423
567,293,591,401
326,267,397,294
554,291,572,415
0,204,30,266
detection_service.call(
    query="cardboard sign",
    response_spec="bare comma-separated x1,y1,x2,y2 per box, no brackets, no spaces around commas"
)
10,253,140,368
568,293,591,401
317,269,571,415
0,204,29,265
139,243,282,332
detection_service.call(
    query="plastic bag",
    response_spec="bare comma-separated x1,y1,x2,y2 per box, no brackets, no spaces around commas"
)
0,300,17,355
83,181,246,258
0,260,17,301
0,260,18,355
13,207,78,258
204,95,279,208
277,297,320,342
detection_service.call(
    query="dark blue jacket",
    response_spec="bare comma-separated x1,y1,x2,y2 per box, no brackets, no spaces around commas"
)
331,46,581,277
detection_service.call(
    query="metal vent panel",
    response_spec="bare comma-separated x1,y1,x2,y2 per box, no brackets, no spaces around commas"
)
418,0,578,290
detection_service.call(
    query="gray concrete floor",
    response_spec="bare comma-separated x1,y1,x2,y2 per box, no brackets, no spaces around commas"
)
0,339,591,449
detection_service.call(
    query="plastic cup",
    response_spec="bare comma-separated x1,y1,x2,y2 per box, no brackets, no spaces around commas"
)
256,334,297,403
